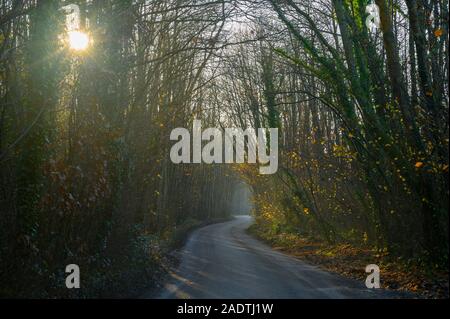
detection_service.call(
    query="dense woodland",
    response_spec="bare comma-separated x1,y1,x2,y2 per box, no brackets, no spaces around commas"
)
0,0,448,297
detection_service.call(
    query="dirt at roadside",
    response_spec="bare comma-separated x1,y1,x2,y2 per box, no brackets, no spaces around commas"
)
248,225,449,299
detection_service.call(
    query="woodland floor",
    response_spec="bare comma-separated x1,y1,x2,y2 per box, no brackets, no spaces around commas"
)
248,225,449,299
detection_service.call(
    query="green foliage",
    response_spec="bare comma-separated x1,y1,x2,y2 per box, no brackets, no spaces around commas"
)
0,0,234,298
241,0,449,267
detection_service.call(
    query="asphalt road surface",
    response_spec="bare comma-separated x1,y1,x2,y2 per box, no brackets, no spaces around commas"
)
149,215,407,299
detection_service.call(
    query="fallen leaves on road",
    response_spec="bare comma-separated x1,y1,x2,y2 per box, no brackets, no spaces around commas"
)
248,225,449,299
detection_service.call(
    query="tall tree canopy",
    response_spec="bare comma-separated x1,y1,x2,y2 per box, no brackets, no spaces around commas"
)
0,0,448,297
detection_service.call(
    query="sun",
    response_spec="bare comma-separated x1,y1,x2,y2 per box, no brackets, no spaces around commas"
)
68,31,90,51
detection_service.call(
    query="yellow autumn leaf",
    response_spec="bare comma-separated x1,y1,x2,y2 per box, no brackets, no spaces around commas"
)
415,161,424,168
434,28,443,37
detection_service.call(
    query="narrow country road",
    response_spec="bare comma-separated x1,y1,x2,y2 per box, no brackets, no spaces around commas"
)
148,215,406,299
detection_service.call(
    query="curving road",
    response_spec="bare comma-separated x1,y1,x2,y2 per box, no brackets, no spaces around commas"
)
148,215,406,299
